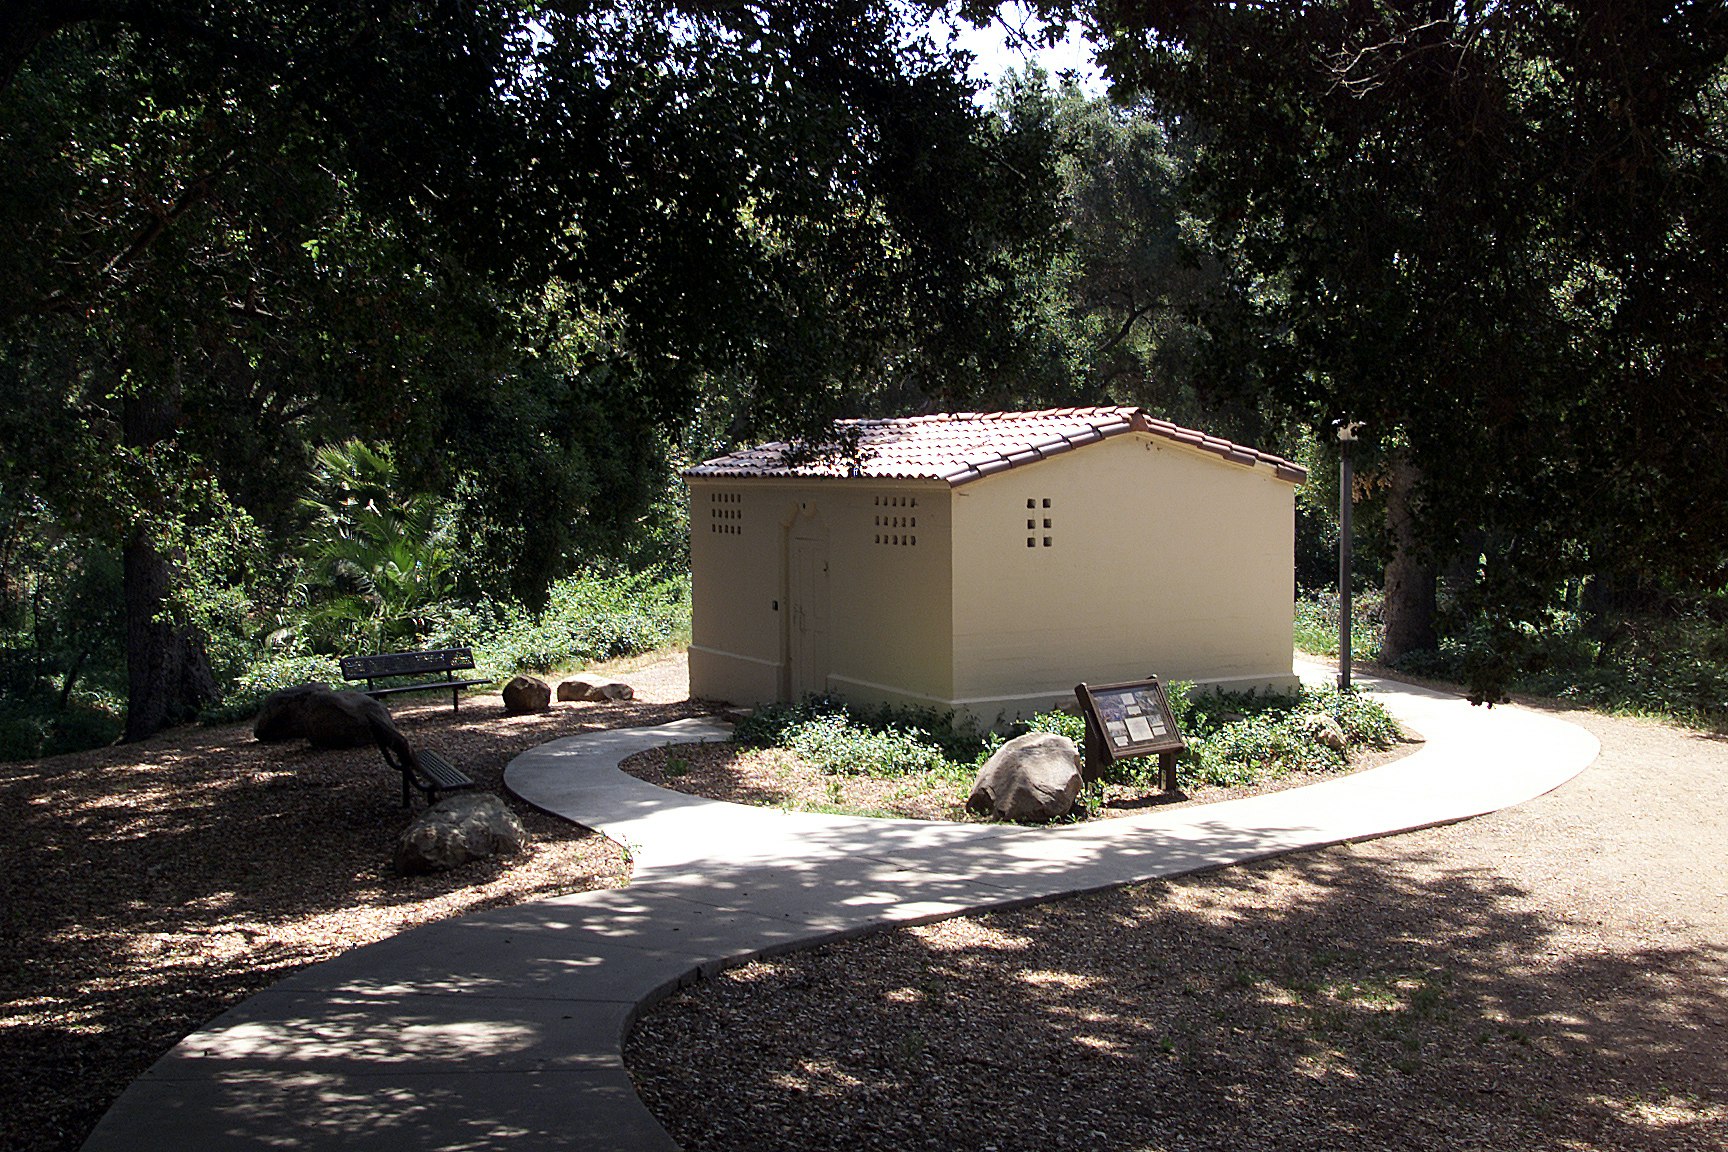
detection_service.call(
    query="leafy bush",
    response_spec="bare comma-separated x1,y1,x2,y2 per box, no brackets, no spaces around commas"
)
1184,683,1399,786
1306,684,1404,747
734,695,850,746
0,698,123,761
466,570,690,675
200,651,346,723
1021,708,1085,748
1295,587,1385,659
738,696,988,778
1396,608,1728,726
740,676,1405,814
41,706,126,757
782,714,953,777
1188,712,1333,785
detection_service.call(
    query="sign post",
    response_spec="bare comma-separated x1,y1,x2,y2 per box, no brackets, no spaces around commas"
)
1074,678,1187,793
1335,419,1365,691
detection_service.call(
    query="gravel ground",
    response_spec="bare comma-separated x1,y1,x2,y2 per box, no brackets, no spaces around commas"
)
0,650,702,1152
627,695,1728,1152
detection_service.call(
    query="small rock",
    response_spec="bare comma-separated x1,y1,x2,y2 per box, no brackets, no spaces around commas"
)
394,792,529,875
556,673,635,702
502,675,552,715
1301,713,1348,751
968,732,1083,823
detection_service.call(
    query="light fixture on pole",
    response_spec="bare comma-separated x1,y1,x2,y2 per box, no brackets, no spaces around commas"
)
1335,419,1365,690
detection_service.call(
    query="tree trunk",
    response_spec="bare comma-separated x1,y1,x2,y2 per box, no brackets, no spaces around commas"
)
121,373,216,742
1381,453,1438,663
122,533,215,740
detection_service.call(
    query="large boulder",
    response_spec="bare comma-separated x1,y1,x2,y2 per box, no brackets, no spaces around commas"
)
502,675,552,715
252,682,332,742
254,684,396,750
394,792,530,875
556,673,635,703
968,732,1083,823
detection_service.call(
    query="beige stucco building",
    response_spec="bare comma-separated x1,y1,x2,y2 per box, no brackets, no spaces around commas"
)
685,407,1306,727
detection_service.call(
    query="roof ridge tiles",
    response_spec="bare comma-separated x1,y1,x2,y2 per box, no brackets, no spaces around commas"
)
683,406,1307,486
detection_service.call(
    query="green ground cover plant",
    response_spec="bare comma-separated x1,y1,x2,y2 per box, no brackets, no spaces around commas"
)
736,683,1400,820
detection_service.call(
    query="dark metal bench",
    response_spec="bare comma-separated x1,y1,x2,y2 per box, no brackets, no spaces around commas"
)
367,711,477,807
404,749,475,807
340,647,490,711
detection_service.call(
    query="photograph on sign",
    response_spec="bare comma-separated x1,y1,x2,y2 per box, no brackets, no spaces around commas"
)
1075,678,1186,762
1075,677,1186,793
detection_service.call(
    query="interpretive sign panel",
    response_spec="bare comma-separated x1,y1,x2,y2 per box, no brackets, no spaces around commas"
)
1075,678,1186,791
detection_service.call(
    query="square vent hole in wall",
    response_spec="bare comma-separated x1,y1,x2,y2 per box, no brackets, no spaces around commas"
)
709,491,744,535
873,493,918,546
1025,496,1053,547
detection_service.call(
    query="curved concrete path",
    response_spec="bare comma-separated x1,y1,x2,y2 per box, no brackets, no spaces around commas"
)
82,670,1598,1150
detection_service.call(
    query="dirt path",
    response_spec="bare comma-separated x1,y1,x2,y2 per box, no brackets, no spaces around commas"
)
626,704,1728,1151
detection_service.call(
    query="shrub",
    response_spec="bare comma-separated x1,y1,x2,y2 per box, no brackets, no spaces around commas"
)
467,570,690,675
200,651,345,723
738,679,1401,817
734,696,849,747
737,695,991,769
782,714,952,777
1295,587,1385,659
0,700,123,761
1186,712,1340,785
1180,683,1399,787
1394,608,1728,727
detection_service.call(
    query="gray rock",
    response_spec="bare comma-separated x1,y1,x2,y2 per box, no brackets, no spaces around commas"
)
502,675,552,715
556,673,635,702
968,732,1083,823
300,689,398,750
252,682,332,742
394,792,530,875
1301,713,1348,751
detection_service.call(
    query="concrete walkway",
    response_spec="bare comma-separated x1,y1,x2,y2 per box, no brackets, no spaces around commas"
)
81,669,1599,1150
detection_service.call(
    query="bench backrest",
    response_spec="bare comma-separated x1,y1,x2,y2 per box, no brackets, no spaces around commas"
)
341,647,476,681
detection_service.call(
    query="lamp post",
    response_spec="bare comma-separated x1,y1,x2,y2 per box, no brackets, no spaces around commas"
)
1335,419,1364,690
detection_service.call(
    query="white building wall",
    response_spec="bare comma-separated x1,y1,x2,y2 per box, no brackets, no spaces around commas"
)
948,434,1297,725
687,478,954,709
691,436,1296,724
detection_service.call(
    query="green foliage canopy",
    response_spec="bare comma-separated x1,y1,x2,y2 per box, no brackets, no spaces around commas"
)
1057,0,1728,696
0,1,1067,735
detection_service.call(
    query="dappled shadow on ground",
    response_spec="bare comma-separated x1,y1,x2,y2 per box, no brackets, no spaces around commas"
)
0,687,709,1152
629,848,1728,1152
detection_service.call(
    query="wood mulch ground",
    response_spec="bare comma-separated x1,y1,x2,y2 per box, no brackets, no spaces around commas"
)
0,650,702,1152
13,653,1725,1152
627,685,1728,1151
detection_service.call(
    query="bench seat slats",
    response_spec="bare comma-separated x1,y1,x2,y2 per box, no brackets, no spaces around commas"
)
366,677,490,698
417,750,475,792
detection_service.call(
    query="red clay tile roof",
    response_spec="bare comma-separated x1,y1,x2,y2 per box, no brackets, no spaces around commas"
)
684,407,1308,486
